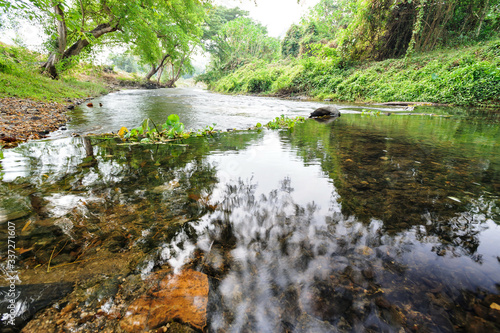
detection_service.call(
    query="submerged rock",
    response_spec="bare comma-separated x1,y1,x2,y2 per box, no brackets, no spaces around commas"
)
120,269,208,332
0,282,73,332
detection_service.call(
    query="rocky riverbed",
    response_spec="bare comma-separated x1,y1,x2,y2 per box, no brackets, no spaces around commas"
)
0,98,74,148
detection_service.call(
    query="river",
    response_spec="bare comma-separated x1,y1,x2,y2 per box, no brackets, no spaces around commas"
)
1,88,499,332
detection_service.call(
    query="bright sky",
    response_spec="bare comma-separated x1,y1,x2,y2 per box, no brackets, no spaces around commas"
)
215,0,321,37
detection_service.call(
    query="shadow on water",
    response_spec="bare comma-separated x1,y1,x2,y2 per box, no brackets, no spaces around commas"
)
0,100,499,332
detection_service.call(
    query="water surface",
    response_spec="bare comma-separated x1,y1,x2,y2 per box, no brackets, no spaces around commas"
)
1,88,499,332
53,87,418,136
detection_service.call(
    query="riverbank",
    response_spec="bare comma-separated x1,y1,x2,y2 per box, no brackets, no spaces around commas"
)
199,39,500,107
0,98,70,147
0,43,153,147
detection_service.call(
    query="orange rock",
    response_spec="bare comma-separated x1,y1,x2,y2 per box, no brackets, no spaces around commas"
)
120,269,208,332
87,102,94,107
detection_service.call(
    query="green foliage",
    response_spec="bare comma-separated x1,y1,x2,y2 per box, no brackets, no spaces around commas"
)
0,44,108,101
0,44,37,76
7,0,210,79
302,0,356,39
281,20,339,59
335,0,500,61
201,6,249,54
115,113,306,146
123,115,190,143
281,24,304,58
247,77,272,93
198,10,280,81
207,39,500,107
119,115,225,145
266,115,306,129
120,0,205,82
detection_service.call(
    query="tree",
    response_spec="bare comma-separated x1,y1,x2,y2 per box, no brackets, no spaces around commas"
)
16,0,210,79
211,16,280,71
281,24,303,58
121,0,205,83
336,0,500,61
303,0,356,39
201,6,248,54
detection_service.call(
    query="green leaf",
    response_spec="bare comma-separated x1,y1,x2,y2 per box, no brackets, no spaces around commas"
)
168,114,180,123
141,119,149,134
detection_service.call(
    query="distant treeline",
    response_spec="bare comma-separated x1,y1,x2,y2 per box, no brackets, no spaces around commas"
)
196,0,500,106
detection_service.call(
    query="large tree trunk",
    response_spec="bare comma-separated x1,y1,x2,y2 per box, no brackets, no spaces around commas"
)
144,54,170,81
41,4,67,79
144,65,158,82
165,58,185,88
42,19,119,79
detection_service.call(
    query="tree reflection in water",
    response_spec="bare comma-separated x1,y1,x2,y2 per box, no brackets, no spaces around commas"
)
189,175,499,332
0,114,499,332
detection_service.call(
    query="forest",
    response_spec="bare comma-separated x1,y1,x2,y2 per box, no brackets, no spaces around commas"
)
1,0,499,105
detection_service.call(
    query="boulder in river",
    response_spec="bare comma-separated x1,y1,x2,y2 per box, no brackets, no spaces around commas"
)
309,105,341,118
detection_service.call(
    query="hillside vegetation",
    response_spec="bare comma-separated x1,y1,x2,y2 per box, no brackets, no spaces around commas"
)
0,43,110,102
207,39,500,107
197,0,500,107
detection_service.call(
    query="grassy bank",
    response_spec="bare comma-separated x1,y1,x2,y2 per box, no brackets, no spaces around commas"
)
0,43,113,103
202,39,500,107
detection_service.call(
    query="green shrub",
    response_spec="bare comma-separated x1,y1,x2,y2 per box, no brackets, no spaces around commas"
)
247,77,272,93
202,38,500,107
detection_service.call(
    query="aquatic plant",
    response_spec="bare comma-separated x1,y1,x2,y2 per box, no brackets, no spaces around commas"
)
113,114,304,145
117,114,191,143
196,123,218,136
265,115,306,129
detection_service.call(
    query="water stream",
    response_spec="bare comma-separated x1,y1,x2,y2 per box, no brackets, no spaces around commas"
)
1,88,499,332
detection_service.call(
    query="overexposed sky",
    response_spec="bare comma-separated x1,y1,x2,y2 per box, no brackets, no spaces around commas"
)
215,0,320,37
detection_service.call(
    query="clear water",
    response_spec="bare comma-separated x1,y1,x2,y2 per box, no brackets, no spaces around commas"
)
1,88,499,332
52,87,416,136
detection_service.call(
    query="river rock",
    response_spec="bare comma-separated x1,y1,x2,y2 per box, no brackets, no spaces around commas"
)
120,269,208,332
309,105,341,118
0,282,73,332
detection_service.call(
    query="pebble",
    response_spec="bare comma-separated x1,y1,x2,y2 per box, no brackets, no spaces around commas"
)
61,302,76,314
